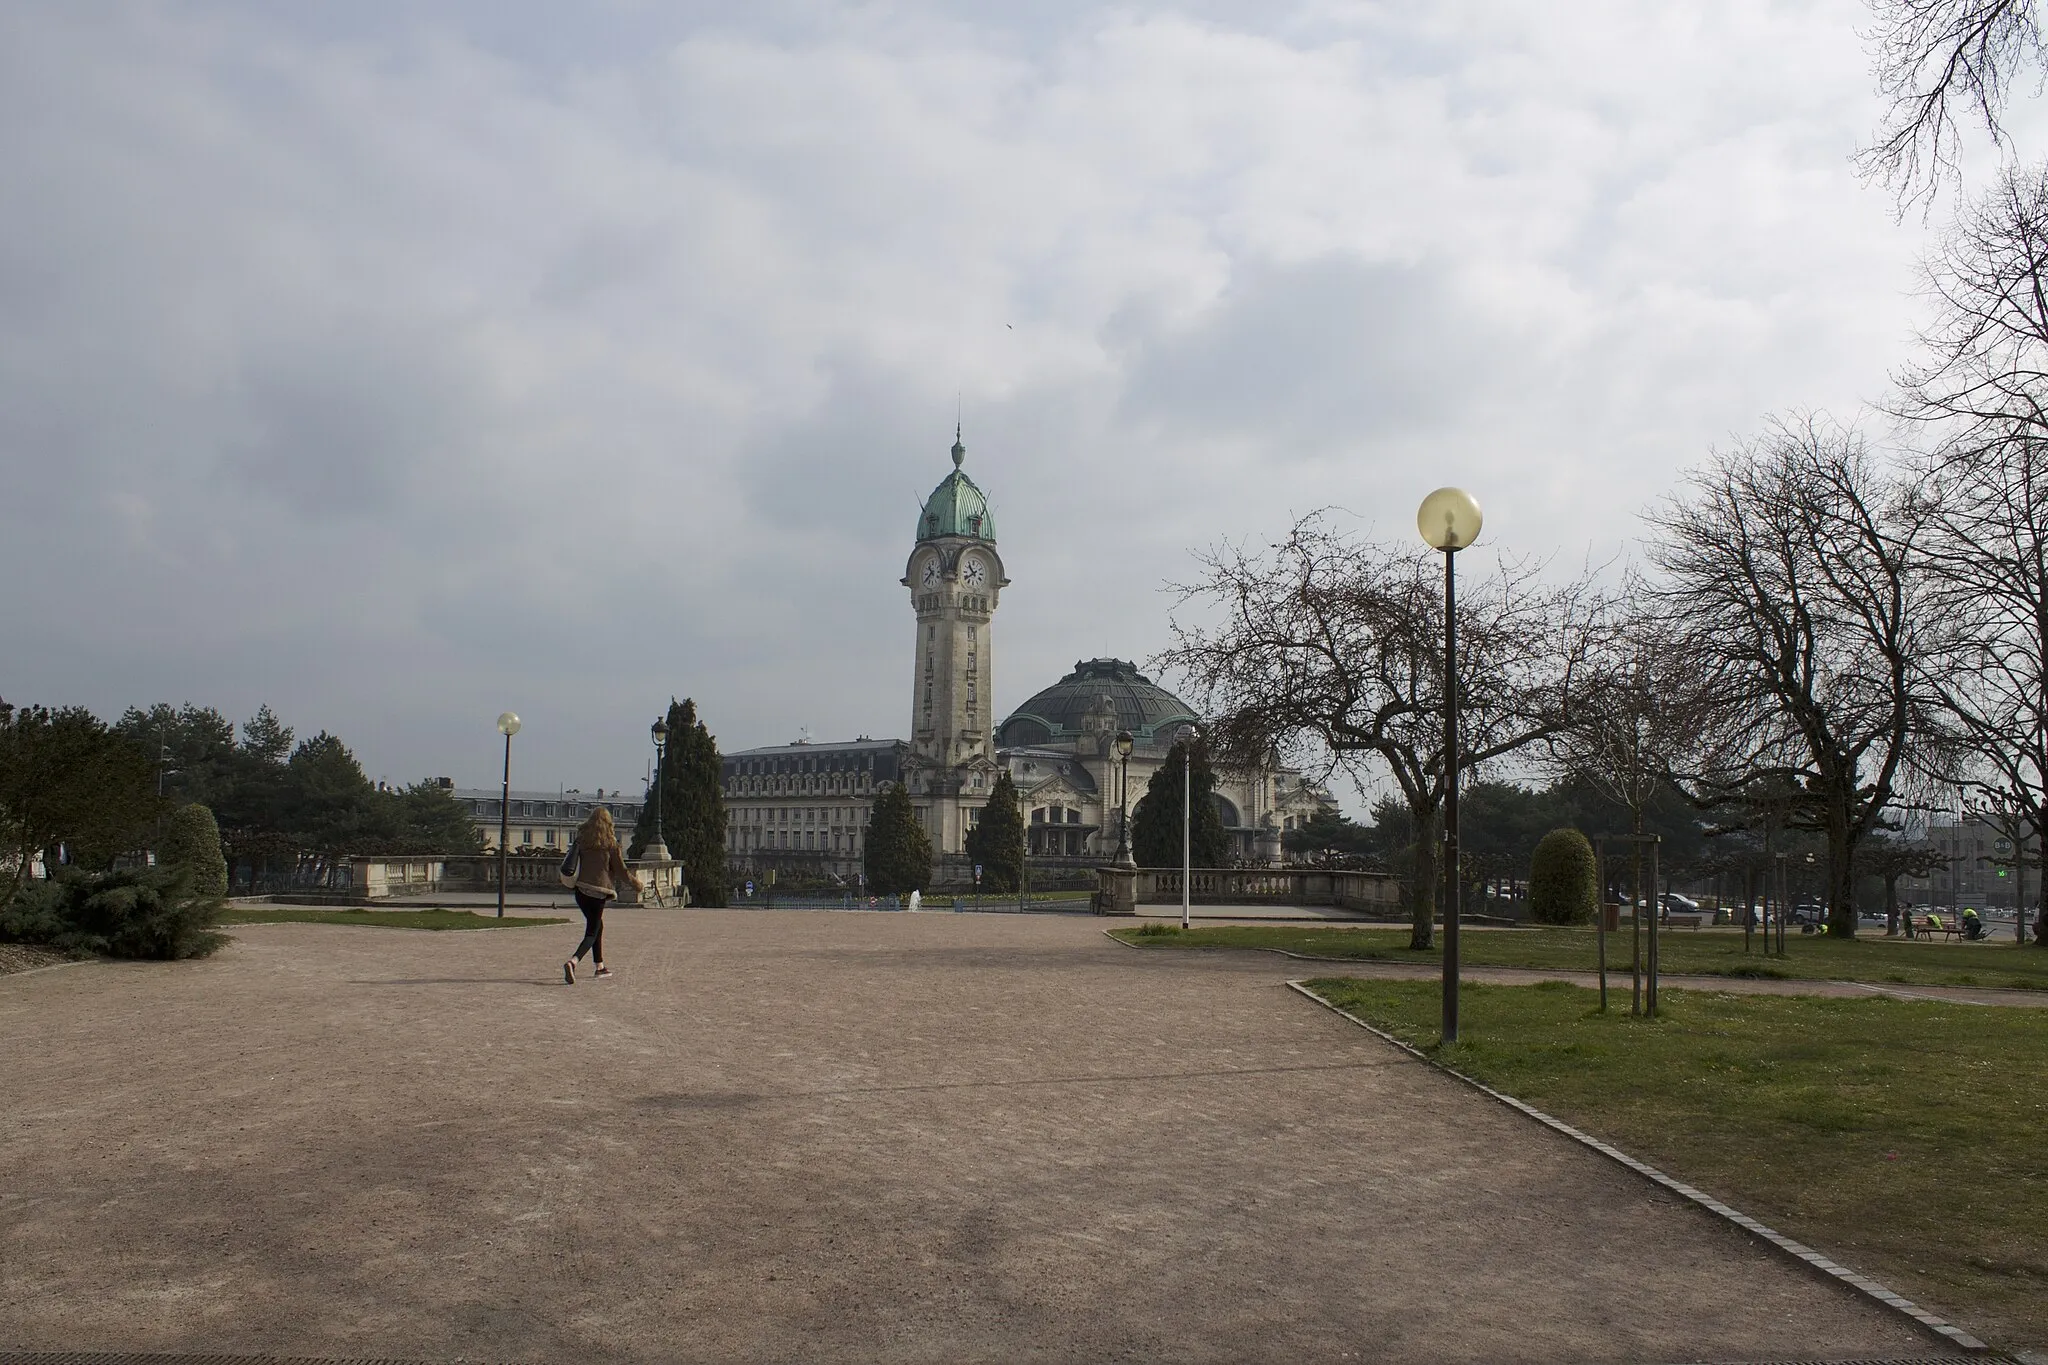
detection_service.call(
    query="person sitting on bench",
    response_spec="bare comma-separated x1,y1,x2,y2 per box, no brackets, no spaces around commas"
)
1962,906,1985,941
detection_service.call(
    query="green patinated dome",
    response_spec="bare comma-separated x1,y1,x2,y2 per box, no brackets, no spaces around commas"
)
916,428,996,544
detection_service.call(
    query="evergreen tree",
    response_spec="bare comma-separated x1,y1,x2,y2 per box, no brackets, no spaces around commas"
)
240,705,294,765
161,802,229,897
632,698,728,906
864,782,931,895
964,770,1025,892
1130,740,1230,868
1527,828,1597,925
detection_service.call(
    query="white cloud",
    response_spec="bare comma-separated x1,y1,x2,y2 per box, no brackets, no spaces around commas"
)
0,0,1948,790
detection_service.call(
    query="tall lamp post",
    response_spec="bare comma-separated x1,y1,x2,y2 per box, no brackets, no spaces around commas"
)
646,717,672,863
1112,729,1136,867
1170,723,1198,929
1417,486,1482,1045
495,711,521,919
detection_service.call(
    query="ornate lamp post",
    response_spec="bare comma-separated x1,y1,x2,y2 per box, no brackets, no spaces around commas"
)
1112,729,1136,868
646,717,672,862
1169,723,1198,929
494,711,521,919
1417,486,1482,1045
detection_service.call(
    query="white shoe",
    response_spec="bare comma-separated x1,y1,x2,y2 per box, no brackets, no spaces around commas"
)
563,959,576,984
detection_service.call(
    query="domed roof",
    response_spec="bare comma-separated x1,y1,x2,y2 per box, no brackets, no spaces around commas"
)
998,659,1199,749
916,427,996,544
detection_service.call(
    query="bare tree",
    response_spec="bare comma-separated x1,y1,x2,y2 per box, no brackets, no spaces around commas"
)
1858,831,1953,934
1545,586,1719,921
1890,168,2048,942
1897,164,2048,438
1156,513,1599,950
1859,0,2045,208
1643,415,1942,937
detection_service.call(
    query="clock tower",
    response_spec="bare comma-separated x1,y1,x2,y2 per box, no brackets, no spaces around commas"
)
900,426,1008,854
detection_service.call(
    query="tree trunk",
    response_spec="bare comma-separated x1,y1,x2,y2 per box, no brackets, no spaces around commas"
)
2035,812,2048,946
1884,871,1901,936
1828,806,1859,939
1408,800,1440,951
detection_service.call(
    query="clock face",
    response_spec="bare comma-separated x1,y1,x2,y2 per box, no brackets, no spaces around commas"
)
920,557,941,586
962,557,986,586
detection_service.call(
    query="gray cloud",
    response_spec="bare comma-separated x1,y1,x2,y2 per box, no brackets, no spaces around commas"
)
0,0,1938,797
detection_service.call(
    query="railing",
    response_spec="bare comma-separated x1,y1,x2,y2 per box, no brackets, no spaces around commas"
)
1120,867,1401,912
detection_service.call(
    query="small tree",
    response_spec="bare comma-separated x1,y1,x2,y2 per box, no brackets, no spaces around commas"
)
1527,828,1597,925
964,770,1025,892
161,803,228,897
633,698,729,907
1131,740,1230,868
1857,834,1952,936
864,783,931,895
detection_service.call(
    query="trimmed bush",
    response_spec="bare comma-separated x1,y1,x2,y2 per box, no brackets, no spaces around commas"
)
161,803,229,897
1528,828,1597,925
0,867,226,959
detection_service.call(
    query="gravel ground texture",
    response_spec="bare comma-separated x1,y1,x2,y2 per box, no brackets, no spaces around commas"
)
0,908,1950,1364
0,943,75,976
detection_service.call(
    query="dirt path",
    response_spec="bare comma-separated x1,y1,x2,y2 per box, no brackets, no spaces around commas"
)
0,910,1948,1363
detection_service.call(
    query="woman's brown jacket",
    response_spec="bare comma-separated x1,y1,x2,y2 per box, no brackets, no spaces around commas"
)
573,839,641,902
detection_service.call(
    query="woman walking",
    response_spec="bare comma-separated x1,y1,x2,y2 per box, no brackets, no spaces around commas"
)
563,807,641,983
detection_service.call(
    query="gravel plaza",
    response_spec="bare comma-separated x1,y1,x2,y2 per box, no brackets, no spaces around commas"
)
0,909,1956,1364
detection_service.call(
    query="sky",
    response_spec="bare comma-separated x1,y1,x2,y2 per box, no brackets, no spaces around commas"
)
0,0,2016,796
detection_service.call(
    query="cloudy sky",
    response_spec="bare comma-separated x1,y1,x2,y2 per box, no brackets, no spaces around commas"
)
0,0,2012,794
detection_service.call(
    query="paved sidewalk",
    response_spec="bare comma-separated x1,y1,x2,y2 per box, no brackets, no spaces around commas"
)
1,911,1948,1363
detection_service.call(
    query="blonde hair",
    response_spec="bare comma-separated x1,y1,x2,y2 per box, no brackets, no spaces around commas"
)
576,806,619,853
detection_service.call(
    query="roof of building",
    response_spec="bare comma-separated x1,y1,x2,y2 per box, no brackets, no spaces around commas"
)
724,737,906,760
916,427,996,544
997,658,1199,750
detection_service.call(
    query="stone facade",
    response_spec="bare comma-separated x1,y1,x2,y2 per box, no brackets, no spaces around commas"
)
717,427,1337,888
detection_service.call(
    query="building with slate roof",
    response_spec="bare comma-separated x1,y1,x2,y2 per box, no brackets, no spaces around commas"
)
718,427,1334,884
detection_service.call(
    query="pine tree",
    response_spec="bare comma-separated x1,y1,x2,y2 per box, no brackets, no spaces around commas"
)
964,770,1024,892
864,782,931,895
633,698,729,907
1131,740,1230,868
160,802,229,897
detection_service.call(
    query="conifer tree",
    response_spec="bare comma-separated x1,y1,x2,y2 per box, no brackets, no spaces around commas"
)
1131,740,1230,868
863,782,931,895
633,698,728,907
161,802,229,897
964,770,1025,892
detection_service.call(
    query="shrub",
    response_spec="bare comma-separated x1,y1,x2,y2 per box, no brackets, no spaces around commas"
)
161,803,229,897
0,867,226,960
1527,828,1597,925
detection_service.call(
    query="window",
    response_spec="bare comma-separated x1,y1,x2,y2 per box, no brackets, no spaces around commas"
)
522,829,534,845
1032,808,1044,823
545,829,557,846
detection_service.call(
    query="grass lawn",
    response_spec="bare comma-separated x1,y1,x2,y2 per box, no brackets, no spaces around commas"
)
219,908,569,931
1112,921,2048,991
1306,977,2048,1349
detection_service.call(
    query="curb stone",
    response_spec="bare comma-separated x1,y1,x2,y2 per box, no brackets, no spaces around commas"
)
1285,978,1994,1356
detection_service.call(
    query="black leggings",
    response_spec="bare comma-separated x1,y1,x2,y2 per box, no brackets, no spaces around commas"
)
572,891,607,962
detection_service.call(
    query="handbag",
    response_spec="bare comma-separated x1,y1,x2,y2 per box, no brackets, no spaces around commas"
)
557,844,581,888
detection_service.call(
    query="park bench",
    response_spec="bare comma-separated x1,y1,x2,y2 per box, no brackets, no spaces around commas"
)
1663,912,1705,929
1910,917,1964,940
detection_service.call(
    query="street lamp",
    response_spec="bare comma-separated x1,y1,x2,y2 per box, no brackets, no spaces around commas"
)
495,711,521,919
1417,485,1482,1045
646,717,672,863
1112,729,1136,868
1170,723,1199,929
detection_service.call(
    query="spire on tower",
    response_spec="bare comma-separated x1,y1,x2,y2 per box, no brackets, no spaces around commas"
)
951,420,966,469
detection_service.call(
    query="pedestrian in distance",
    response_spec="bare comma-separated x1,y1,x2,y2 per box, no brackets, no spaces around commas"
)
562,807,641,984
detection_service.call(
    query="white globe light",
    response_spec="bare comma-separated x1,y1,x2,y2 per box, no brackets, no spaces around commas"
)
1416,487,1483,551
496,711,522,737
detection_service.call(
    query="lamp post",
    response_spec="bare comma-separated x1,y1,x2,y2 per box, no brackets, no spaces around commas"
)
1417,486,1482,1045
495,711,521,919
646,717,672,863
1112,729,1136,868
1170,723,1198,929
